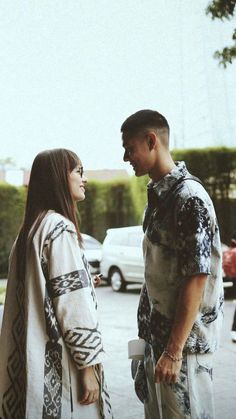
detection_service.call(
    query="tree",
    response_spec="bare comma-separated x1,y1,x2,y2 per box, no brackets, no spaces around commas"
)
206,0,236,67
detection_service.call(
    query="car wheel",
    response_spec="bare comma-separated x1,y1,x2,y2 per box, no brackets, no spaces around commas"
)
110,268,126,292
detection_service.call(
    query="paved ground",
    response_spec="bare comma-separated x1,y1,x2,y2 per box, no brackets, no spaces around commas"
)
96,285,236,419
1,281,236,418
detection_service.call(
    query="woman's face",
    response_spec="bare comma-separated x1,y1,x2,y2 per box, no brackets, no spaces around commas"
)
69,163,87,202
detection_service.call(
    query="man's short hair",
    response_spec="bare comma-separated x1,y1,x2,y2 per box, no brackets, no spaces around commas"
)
121,109,170,140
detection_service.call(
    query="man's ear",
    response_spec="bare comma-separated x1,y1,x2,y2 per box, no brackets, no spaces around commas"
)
147,133,156,150
147,138,152,149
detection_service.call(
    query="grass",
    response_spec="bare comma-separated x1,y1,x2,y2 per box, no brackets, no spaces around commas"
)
0,285,6,305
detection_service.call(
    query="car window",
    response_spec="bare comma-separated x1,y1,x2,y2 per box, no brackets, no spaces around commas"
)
127,232,143,247
108,232,128,246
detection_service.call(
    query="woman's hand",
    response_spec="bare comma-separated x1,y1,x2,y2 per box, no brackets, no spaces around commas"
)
79,366,99,405
93,274,103,288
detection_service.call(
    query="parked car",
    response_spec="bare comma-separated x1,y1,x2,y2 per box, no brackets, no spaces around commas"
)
100,226,144,292
222,242,236,290
100,225,231,292
221,242,229,280
82,233,102,275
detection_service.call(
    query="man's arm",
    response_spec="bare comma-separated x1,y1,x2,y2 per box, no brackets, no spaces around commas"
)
155,273,207,384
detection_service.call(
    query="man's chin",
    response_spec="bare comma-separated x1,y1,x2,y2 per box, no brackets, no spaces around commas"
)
134,168,146,177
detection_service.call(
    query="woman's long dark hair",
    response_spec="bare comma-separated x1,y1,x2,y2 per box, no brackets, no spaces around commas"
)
16,148,82,281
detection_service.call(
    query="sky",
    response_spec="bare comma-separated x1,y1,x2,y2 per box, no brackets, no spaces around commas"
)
0,0,236,175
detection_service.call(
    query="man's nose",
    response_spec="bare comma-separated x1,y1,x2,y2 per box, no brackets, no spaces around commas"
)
123,150,129,162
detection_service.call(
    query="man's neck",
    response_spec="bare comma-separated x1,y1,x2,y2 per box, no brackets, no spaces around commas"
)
149,159,176,183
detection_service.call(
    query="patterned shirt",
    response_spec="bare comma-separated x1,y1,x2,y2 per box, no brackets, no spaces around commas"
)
138,161,224,356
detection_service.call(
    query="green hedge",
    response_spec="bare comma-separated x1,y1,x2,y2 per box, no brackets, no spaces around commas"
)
172,147,236,243
214,199,236,244
172,147,236,199
78,179,139,241
0,183,26,277
131,147,236,244
0,284,6,305
129,174,148,223
0,147,236,276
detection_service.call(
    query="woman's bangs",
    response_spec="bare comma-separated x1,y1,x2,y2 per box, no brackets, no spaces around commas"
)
67,150,80,171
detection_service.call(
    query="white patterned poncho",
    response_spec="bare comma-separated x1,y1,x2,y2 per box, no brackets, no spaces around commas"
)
0,211,113,419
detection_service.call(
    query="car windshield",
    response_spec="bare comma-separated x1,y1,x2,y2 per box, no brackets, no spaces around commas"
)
128,232,143,247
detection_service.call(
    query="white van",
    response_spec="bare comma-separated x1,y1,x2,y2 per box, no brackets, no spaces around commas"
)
100,226,144,292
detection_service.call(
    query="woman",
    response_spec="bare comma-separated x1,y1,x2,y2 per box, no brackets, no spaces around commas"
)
0,149,113,419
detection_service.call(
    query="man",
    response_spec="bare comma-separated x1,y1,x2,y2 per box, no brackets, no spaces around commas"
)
121,110,224,419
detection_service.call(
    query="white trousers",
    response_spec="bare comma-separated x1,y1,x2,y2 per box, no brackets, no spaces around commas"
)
144,349,215,419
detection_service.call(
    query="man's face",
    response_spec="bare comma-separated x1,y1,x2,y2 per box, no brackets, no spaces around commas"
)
122,135,151,177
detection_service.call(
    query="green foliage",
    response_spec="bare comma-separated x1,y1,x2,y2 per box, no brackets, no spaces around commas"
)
78,179,138,241
213,40,236,67
105,180,137,229
171,147,236,199
0,183,26,277
131,147,236,242
130,174,149,222
206,0,236,66
78,181,107,241
0,148,236,275
214,198,236,243
0,285,6,305
207,0,236,19
171,147,236,241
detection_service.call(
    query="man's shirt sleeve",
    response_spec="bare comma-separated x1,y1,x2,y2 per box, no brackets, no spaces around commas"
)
137,283,152,344
175,196,212,278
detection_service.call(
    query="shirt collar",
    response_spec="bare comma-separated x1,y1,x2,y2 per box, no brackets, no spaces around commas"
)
147,161,189,202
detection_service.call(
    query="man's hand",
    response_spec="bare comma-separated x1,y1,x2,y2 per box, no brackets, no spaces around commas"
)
154,352,182,384
79,366,99,405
